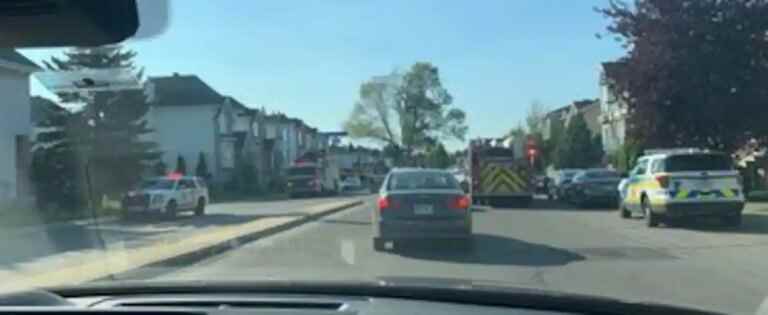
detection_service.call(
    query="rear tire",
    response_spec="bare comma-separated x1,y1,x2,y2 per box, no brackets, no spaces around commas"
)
457,238,474,252
642,196,660,227
619,203,631,219
165,200,178,219
195,198,206,216
373,238,386,252
724,214,742,228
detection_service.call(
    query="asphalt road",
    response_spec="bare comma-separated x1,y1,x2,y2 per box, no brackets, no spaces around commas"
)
141,197,768,315
0,195,365,268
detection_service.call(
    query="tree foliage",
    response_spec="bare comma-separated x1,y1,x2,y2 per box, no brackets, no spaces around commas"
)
597,0,768,151
195,152,209,178
175,155,187,175
34,46,158,208
344,62,468,160
426,143,451,169
30,97,82,210
555,114,604,168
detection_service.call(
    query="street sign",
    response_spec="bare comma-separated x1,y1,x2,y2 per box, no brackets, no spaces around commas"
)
35,68,141,93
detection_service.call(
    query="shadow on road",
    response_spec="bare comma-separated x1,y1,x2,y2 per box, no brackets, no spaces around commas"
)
487,198,617,213
673,213,768,234
320,218,372,226
120,213,268,228
393,233,585,267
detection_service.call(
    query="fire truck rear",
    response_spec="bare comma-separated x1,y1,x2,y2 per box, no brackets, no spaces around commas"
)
468,137,534,207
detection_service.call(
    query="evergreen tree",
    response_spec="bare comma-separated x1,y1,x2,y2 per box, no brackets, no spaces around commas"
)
30,97,82,211
39,46,158,204
175,155,187,175
555,114,603,169
195,152,209,178
153,160,168,176
426,143,451,169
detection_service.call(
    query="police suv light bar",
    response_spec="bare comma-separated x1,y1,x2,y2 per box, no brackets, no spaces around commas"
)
644,148,710,155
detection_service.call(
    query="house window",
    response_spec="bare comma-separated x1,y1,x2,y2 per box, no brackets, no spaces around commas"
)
252,122,259,137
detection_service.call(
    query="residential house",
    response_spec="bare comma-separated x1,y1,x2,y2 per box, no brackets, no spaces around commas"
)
542,99,601,141
599,61,629,153
0,50,39,205
144,73,254,184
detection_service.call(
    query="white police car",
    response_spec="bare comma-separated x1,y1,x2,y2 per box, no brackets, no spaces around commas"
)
122,175,209,218
619,149,745,227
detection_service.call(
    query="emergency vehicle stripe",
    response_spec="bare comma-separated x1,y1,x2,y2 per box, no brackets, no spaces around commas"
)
484,168,526,193
670,189,737,199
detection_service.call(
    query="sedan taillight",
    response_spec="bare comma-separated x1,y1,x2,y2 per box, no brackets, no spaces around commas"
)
378,196,390,210
449,195,471,210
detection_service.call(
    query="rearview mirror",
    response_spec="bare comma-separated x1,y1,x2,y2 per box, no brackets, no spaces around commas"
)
0,0,168,48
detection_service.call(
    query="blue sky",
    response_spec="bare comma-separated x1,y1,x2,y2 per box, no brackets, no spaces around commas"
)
20,0,624,149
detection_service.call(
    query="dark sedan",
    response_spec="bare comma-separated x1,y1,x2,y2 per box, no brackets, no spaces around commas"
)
373,169,473,252
566,169,622,207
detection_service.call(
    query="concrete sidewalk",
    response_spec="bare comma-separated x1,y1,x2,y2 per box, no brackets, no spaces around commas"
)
0,197,364,291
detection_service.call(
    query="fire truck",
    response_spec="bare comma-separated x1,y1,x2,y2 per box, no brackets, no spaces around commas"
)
286,151,341,198
468,137,535,207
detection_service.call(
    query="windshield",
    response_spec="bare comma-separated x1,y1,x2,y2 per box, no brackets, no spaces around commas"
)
584,170,620,178
8,1,768,314
388,172,461,190
665,154,734,172
287,167,316,177
139,179,176,190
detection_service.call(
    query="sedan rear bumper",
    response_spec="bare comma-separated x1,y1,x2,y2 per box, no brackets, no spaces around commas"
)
653,201,744,218
375,219,471,240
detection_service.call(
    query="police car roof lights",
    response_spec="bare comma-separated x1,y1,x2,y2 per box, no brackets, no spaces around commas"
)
643,148,712,156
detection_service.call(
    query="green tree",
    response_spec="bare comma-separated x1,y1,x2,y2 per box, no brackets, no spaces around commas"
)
344,62,468,163
195,152,209,178
525,101,547,135
555,114,603,168
39,46,158,206
426,143,451,169
152,160,167,176
598,0,768,151
175,155,187,175
30,97,83,211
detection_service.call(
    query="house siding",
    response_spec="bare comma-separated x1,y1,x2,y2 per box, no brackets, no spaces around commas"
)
149,105,218,178
0,68,31,201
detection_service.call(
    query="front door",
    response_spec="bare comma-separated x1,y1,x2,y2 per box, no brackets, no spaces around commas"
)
178,179,195,209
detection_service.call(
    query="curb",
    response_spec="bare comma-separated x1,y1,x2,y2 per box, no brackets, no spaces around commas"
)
105,199,365,280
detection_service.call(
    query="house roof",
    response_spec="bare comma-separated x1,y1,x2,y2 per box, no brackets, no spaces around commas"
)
573,99,597,110
545,106,569,119
148,74,224,107
0,49,39,71
31,96,65,123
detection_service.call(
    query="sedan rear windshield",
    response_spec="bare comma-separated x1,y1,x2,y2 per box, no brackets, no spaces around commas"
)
665,154,734,172
388,172,461,190
585,170,620,178
140,179,175,190
288,167,316,176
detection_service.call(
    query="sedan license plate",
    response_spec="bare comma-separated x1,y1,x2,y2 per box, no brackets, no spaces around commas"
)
414,204,434,215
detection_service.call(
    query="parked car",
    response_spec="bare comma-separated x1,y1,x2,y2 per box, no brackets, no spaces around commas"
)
619,149,745,227
549,169,582,200
534,175,550,195
373,168,473,252
340,176,363,192
121,175,209,218
566,169,622,207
